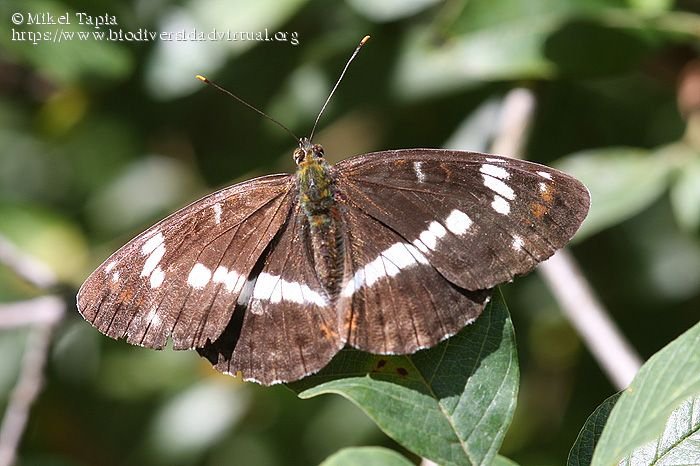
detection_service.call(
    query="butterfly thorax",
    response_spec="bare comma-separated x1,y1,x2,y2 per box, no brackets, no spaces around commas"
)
294,140,344,299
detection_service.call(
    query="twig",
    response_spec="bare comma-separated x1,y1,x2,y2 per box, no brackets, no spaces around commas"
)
491,88,536,158
538,251,641,389
491,88,642,390
0,234,66,466
0,236,57,289
0,297,65,329
0,317,63,466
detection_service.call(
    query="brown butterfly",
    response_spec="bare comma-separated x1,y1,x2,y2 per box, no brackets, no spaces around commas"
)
77,38,589,385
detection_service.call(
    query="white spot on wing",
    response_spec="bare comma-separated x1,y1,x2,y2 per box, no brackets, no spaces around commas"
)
237,276,256,306
187,263,212,289
418,221,447,251
212,266,245,292
342,268,366,299
445,209,473,235
492,195,511,215
228,274,245,293
482,173,515,200
512,235,524,251
252,273,279,305
412,239,429,254
112,271,120,282
150,266,165,288
141,232,164,255
362,255,394,287
141,244,166,277
539,182,548,192
405,243,429,264
212,266,228,283
213,203,222,224
413,161,426,183
282,280,305,304
464,314,479,326
145,306,161,327
250,272,327,309
384,242,428,267
537,171,552,180
429,221,447,238
480,163,510,180
341,242,428,297
105,261,117,273
297,282,326,305
419,231,436,250
269,276,283,304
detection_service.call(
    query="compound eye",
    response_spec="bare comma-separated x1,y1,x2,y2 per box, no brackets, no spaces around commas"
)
293,148,305,164
312,144,324,158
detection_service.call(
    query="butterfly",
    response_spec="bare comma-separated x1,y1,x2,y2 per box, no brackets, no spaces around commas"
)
77,137,589,385
76,37,590,385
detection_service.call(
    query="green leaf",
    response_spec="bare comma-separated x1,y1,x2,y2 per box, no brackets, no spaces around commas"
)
571,392,700,466
626,0,674,16
393,21,558,99
1,0,132,84
290,291,518,466
670,156,700,233
392,0,576,98
0,204,88,284
448,0,577,33
493,455,521,466
85,155,200,236
544,21,656,79
145,0,308,99
318,447,414,466
392,0,654,98
347,0,440,22
591,321,700,465
554,148,672,240
147,381,250,460
568,392,622,466
619,394,700,465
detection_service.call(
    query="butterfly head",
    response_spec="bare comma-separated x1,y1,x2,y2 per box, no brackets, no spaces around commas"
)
294,137,325,166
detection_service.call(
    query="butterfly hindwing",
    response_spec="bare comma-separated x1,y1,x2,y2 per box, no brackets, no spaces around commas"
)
77,174,295,350
338,199,490,355
335,149,590,291
199,204,345,385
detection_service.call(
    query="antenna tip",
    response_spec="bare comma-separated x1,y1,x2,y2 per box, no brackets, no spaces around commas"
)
360,35,370,46
195,74,209,83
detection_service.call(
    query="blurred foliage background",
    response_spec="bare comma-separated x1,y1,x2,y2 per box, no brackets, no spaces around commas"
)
1,0,699,464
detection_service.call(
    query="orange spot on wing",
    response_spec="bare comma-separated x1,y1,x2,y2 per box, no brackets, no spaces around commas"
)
542,190,554,203
117,288,134,302
540,184,555,204
345,312,359,334
531,202,548,219
319,321,338,341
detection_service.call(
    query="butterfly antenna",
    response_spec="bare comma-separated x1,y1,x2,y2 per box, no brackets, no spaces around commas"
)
195,75,300,142
309,35,370,141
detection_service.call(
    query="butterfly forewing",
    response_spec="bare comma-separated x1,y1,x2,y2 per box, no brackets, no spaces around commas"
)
199,205,345,385
335,149,590,291
338,200,491,354
77,174,295,350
